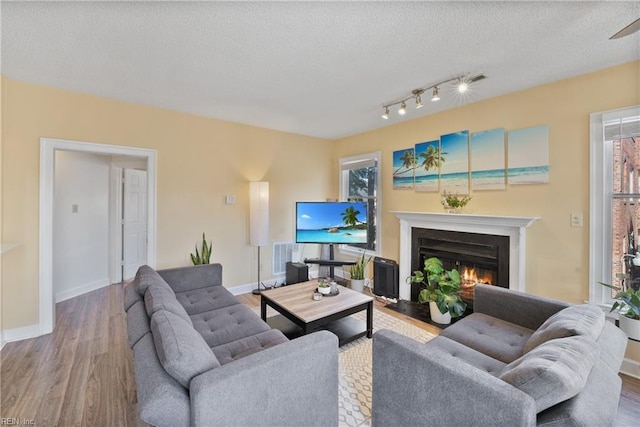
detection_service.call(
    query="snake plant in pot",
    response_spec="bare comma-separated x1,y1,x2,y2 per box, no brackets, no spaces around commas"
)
599,282,640,340
350,252,371,293
410,257,467,324
190,233,212,265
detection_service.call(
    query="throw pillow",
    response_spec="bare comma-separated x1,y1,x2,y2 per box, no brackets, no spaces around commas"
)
135,265,174,296
523,304,604,354
145,285,193,326
499,335,599,413
150,310,220,388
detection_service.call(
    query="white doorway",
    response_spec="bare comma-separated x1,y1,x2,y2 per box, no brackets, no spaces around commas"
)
122,169,148,280
40,138,157,335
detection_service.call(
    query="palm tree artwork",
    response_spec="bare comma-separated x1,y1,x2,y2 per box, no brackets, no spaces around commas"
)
392,148,417,189
341,206,362,228
414,140,444,192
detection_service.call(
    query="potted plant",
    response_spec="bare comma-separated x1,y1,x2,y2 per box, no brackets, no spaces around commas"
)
441,191,472,213
410,257,467,324
190,233,212,265
350,252,371,293
599,282,640,340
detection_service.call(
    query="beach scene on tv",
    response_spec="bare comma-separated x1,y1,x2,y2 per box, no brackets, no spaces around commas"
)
296,202,368,244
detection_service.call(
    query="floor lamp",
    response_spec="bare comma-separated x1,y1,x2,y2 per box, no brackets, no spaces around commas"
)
250,181,269,295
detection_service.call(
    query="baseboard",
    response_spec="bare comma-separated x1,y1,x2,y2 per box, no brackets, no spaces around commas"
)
227,275,286,296
2,323,43,345
0,330,5,351
620,357,640,379
55,277,110,303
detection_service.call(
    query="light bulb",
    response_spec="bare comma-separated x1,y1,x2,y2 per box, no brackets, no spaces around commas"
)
431,87,440,102
381,107,389,119
398,102,406,115
415,95,423,109
457,81,469,93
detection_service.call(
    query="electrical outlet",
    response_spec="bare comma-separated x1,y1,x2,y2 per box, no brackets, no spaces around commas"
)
259,263,263,271
72,204,79,214
570,212,583,227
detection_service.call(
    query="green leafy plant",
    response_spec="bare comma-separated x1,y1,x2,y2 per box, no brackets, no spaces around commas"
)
599,282,640,320
350,252,372,280
440,191,472,209
410,257,467,318
190,233,212,265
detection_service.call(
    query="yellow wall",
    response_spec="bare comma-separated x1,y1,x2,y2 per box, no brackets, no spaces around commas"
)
334,61,640,363
1,74,4,338
1,77,334,330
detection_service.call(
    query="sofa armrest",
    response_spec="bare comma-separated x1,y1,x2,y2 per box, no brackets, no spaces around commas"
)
157,264,223,293
190,330,339,427
372,329,536,427
474,284,570,330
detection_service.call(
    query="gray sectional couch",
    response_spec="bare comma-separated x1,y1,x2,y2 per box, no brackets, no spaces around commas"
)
124,264,339,427
372,284,628,427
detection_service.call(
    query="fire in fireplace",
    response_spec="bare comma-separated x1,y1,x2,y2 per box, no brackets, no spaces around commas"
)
411,228,510,307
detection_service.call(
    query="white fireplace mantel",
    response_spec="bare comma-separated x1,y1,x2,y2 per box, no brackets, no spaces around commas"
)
392,211,540,300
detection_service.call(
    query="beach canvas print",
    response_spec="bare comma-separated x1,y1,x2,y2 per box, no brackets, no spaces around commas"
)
440,131,470,194
414,140,441,192
392,148,416,189
507,125,550,184
471,128,506,190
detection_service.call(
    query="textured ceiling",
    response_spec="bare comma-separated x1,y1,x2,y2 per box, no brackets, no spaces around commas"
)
1,1,639,140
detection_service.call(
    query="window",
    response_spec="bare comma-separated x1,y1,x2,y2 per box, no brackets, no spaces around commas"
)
339,152,381,255
590,106,640,306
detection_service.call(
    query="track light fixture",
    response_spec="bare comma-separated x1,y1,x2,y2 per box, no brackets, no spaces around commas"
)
380,73,485,119
431,87,440,102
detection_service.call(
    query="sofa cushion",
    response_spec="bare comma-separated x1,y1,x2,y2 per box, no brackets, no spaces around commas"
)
145,285,192,326
190,304,271,348
136,265,174,296
425,336,507,376
440,313,534,363
150,310,221,388
523,304,604,354
499,335,600,413
175,285,240,316
124,279,142,312
211,329,289,365
126,300,151,348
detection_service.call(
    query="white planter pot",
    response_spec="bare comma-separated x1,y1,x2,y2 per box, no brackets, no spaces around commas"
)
619,314,640,341
350,279,365,293
429,301,452,325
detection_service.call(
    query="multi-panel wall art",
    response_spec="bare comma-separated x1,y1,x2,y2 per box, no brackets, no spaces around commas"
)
392,124,549,193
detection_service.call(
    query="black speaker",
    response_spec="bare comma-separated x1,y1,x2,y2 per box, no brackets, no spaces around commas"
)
373,257,399,298
286,262,308,285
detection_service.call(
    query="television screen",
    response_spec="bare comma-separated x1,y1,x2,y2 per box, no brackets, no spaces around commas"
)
296,201,368,244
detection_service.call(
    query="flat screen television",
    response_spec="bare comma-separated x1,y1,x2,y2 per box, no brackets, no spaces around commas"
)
296,201,368,245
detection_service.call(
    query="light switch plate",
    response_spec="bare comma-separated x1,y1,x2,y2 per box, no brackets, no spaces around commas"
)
570,212,583,227
225,195,236,205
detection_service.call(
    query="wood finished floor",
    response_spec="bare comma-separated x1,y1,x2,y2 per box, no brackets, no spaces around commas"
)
1,283,638,426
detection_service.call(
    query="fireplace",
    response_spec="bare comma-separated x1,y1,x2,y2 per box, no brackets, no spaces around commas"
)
393,212,540,301
411,228,510,307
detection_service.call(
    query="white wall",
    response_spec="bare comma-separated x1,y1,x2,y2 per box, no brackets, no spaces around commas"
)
53,151,111,302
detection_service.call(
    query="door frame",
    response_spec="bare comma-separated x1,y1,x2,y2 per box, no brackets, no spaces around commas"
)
40,138,157,335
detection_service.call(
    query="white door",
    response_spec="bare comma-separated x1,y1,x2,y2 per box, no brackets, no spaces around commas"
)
123,169,148,280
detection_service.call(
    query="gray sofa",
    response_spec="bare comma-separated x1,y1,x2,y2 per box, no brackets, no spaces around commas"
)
124,264,339,427
372,284,628,427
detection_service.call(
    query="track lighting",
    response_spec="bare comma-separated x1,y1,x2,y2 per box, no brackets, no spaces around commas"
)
380,73,485,119
415,94,423,109
431,87,440,102
457,80,469,93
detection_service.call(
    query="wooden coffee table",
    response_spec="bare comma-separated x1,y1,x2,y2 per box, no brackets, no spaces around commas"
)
260,279,373,346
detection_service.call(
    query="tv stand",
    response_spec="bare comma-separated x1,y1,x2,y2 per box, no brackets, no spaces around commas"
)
303,244,356,279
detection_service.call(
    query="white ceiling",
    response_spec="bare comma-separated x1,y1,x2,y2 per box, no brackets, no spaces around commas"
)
1,1,639,140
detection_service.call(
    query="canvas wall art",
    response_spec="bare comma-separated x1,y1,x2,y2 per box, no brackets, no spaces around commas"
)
507,125,550,184
392,148,416,189
440,131,470,194
414,140,441,192
471,128,506,190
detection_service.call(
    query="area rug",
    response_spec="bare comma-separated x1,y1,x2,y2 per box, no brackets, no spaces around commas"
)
255,306,435,427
